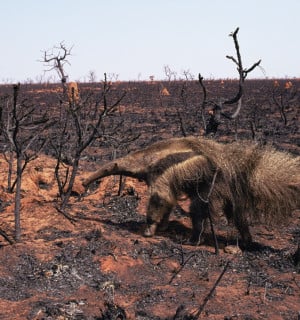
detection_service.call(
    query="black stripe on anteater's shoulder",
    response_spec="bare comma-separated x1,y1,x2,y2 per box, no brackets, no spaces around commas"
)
147,151,197,184
83,137,198,186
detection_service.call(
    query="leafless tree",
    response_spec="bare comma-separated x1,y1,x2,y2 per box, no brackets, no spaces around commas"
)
173,28,261,138
271,81,297,126
40,43,129,213
41,41,73,88
50,74,126,213
0,84,50,241
106,73,119,82
164,65,177,81
200,27,261,136
88,70,97,83
182,69,195,81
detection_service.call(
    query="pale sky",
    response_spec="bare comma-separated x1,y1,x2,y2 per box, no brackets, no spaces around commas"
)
1,1,299,83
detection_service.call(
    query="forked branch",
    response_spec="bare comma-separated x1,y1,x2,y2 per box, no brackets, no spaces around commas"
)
41,41,73,85
221,27,261,119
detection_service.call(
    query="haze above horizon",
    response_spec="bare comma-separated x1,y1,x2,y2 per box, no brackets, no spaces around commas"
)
1,1,299,83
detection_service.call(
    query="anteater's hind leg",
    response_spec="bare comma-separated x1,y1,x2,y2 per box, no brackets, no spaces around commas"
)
223,201,253,248
189,197,210,245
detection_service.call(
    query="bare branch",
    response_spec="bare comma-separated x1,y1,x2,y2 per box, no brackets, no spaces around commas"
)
198,74,207,104
52,73,127,211
198,73,208,132
0,84,51,241
244,59,262,75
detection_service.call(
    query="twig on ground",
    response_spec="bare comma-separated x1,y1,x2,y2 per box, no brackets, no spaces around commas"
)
0,228,14,245
192,260,230,319
169,253,196,285
55,205,77,224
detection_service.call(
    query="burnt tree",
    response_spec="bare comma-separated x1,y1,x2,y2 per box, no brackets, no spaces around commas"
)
200,27,261,136
50,74,126,212
41,41,73,88
0,84,50,241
